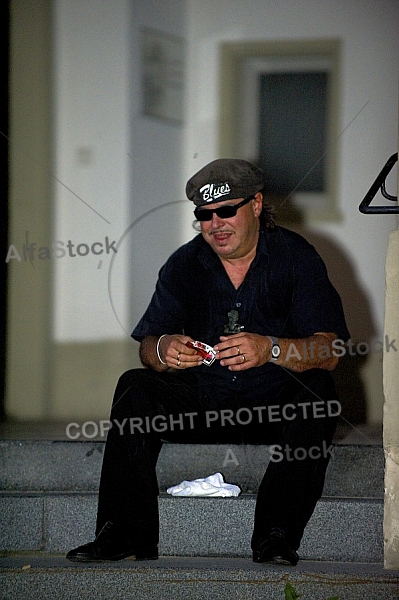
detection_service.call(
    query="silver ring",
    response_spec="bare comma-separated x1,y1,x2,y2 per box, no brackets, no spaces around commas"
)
236,347,241,355
241,354,246,362
177,353,181,361
177,359,181,367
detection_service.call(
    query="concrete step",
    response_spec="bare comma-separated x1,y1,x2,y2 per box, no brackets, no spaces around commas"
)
0,441,384,497
1,492,383,562
0,440,385,564
1,554,398,600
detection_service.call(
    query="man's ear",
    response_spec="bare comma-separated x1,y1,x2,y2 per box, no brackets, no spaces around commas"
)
252,192,263,217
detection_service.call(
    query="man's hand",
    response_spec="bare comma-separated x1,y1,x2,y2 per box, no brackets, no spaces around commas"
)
159,335,203,370
140,335,202,371
214,332,270,371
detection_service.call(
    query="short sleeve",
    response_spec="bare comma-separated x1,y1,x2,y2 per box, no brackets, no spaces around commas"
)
287,245,350,341
131,248,188,342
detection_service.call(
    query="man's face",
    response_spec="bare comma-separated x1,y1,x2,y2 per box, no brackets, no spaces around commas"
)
198,193,263,261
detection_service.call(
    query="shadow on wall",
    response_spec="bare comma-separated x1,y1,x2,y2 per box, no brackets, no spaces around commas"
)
274,200,377,426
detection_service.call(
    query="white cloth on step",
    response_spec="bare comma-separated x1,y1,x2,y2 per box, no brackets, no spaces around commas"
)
166,472,241,497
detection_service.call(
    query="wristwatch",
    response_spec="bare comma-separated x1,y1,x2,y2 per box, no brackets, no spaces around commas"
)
268,335,281,362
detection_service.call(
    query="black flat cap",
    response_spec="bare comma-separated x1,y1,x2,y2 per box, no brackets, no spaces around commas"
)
186,158,264,206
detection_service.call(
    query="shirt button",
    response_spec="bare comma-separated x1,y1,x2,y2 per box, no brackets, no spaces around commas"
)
236,302,241,307
232,376,237,382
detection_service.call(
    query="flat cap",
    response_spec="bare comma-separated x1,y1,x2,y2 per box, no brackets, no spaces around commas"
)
186,158,264,206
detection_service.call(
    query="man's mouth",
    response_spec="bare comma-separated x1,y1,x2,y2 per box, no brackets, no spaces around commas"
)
210,231,232,242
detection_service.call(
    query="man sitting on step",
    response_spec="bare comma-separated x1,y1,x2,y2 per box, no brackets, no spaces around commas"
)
66,158,349,566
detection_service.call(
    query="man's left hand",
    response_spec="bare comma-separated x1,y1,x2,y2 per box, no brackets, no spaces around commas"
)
214,332,270,371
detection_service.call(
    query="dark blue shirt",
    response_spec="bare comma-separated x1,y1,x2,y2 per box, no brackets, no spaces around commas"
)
132,225,349,399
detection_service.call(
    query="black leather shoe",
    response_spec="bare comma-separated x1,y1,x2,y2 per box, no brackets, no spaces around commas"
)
66,521,158,563
253,528,299,566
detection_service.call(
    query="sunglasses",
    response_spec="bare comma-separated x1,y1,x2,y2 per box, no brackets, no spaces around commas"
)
194,196,254,221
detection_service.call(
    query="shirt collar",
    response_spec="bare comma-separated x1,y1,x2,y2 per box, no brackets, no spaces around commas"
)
196,227,269,270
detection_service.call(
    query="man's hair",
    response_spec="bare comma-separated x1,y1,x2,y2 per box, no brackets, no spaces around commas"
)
260,192,275,229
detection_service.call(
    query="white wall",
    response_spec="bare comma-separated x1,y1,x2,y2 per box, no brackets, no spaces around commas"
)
53,0,190,343
124,0,193,336
53,0,132,342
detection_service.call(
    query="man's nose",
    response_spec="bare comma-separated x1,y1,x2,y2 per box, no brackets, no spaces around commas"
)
210,211,225,227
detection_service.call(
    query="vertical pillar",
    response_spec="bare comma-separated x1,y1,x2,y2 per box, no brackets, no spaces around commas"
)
7,0,52,419
383,219,399,568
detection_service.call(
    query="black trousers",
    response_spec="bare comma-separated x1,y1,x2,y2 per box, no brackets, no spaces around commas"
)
96,368,338,552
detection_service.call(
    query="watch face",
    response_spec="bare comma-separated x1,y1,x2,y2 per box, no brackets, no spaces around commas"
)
272,345,281,358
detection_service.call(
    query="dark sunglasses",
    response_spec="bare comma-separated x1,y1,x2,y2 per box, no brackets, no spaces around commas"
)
193,196,254,221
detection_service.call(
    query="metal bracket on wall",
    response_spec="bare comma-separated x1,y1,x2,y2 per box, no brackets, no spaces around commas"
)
359,153,398,214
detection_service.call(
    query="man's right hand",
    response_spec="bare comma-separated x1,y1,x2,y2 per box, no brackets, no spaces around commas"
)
139,335,203,371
